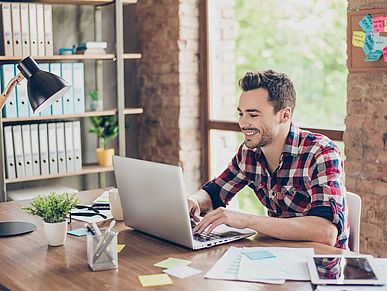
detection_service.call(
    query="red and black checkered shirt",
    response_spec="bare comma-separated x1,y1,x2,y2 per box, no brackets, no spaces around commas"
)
203,123,349,249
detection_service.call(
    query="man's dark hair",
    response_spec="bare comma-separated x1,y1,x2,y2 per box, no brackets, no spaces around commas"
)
238,70,296,114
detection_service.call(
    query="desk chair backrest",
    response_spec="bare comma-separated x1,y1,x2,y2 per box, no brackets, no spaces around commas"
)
346,192,362,253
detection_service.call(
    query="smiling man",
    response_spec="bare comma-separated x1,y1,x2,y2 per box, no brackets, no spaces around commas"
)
188,70,349,249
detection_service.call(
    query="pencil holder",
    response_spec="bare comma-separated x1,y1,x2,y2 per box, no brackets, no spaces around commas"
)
87,229,118,271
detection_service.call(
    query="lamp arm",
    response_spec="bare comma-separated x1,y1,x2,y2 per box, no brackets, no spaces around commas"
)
0,72,25,111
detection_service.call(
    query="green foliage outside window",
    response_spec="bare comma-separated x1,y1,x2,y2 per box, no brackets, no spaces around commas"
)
235,0,347,214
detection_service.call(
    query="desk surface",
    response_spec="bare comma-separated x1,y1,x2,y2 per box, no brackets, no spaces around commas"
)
0,189,343,291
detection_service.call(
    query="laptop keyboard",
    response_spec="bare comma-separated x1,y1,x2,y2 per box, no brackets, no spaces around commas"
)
190,219,242,242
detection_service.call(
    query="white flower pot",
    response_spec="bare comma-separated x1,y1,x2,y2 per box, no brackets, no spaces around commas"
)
43,221,67,247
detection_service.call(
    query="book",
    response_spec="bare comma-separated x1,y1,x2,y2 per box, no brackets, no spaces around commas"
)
75,48,106,55
77,41,107,49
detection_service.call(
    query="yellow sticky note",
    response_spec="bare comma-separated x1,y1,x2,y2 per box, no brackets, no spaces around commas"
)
385,18,387,32
117,244,125,253
138,274,173,287
153,257,191,269
352,30,366,47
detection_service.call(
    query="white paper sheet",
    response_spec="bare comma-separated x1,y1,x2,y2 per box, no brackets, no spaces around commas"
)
237,247,314,281
163,265,202,279
205,247,285,284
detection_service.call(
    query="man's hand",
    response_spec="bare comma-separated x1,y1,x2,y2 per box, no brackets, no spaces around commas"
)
187,197,201,222
193,207,251,234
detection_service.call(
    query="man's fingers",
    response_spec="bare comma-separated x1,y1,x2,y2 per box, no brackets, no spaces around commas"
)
192,213,200,222
206,217,224,234
193,211,223,234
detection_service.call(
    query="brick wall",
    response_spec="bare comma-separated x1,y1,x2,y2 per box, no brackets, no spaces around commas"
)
136,0,201,194
346,1,387,257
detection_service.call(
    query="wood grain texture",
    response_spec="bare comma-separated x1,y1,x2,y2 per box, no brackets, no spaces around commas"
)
0,189,342,291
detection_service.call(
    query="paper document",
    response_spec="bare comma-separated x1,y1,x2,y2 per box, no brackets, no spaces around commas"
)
238,247,314,281
205,247,285,284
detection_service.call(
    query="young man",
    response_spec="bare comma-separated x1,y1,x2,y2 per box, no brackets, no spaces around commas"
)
188,70,349,249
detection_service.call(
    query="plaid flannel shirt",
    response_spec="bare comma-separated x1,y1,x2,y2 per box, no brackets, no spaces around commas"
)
203,123,349,249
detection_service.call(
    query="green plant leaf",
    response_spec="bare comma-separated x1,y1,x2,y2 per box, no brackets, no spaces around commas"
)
23,192,79,223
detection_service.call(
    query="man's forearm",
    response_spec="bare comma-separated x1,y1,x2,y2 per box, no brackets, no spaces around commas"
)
189,190,213,213
244,214,338,246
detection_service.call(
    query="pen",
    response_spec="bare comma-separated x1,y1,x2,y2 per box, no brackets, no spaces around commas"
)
92,222,102,236
85,223,96,235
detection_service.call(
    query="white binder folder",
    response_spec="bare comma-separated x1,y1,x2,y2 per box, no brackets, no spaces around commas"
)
11,3,22,56
72,121,82,171
15,76,29,117
0,3,14,56
61,63,74,114
49,63,63,115
64,122,75,172
30,124,40,176
72,63,85,113
43,5,53,56
28,3,38,56
48,123,58,174
36,4,45,56
12,125,25,178
4,126,16,179
1,64,18,117
39,63,52,116
38,123,49,175
20,3,30,56
56,122,66,173
21,124,33,177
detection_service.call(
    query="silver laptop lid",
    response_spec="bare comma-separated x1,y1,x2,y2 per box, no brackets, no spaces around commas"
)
113,156,194,248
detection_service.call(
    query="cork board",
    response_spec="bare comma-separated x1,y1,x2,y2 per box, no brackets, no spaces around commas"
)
348,8,387,72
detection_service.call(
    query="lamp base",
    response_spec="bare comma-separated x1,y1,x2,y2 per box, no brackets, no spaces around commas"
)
0,222,36,237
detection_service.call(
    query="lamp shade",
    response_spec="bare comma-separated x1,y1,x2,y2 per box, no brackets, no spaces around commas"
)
17,56,71,113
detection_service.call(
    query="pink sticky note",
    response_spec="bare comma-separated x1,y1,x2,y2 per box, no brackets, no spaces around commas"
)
372,16,385,33
383,47,387,62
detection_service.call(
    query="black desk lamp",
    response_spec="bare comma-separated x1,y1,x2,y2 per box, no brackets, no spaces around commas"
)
0,56,71,237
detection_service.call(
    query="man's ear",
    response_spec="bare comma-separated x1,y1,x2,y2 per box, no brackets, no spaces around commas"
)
280,107,292,123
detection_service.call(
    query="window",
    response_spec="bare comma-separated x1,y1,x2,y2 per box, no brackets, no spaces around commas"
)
202,0,347,214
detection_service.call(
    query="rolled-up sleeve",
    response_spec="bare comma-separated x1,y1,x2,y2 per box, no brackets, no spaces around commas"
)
202,144,249,209
307,147,346,235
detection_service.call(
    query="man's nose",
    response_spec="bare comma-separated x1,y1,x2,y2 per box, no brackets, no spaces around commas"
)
238,115,249,129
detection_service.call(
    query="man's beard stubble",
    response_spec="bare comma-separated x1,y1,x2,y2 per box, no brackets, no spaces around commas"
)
244,130,273,149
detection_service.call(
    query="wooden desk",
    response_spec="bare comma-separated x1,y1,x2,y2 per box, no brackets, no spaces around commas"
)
0,189,342,291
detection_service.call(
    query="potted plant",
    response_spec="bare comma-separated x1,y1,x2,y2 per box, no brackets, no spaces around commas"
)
89,115,119,166
23,192,79,246
89,90,103,111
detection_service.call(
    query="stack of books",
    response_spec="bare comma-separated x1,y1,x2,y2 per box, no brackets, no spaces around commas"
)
76,41,107,55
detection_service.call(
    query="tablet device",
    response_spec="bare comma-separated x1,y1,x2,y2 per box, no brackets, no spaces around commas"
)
307,254,385,285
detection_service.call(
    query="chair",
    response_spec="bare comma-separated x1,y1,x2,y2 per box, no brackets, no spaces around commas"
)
346,192,362,252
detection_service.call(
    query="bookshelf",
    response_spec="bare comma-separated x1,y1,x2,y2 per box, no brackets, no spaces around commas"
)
0,53,142,61
0,0,141,201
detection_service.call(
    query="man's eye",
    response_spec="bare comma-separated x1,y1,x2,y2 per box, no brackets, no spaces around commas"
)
250,115,258,118
238,113,243,116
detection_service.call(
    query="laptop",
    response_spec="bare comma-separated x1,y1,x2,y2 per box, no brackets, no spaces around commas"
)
113,156,256,250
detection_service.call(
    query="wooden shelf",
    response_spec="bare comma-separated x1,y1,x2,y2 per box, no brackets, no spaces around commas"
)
2,108,143,123
0,53,142,62
123,53,142,59
35,0,137,5
0,54,115,61
5,164,113,184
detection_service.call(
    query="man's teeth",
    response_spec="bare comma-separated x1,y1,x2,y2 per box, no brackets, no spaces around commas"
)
245,131,256,136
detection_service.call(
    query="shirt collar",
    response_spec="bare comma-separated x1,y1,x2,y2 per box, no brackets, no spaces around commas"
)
282,122,300,157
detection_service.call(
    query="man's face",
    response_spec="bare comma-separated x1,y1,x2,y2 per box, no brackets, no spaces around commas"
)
238,88,281,149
